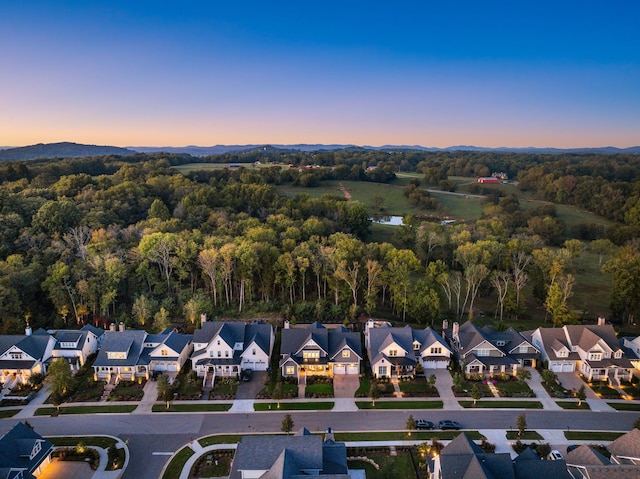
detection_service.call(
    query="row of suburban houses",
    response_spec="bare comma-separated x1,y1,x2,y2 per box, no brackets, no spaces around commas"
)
0,316,638,387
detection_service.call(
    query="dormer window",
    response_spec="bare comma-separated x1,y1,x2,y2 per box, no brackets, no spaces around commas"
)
389,350,398,357
496,340,506,347
589,352,602,361
342,349,350,358
615,350,622,359
10,352,23,360
30,440,41,460
413,341,420,350
161,350,168,356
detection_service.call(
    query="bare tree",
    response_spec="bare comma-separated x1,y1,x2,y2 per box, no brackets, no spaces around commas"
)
492,271,511,321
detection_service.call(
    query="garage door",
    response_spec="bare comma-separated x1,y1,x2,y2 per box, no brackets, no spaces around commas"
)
334,364,346,374
562,363,574,372
347,364,359,374
423,361,437,369
550,362,562,372
155,362,166,371
168,363,177,372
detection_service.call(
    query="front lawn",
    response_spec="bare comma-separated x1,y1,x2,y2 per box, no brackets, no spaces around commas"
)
356,400,443,410
336,431,484,441
619,380,640,399
162,447,194,479
152,403,232,412
174,371,203,400
347,451,416,479
556,401,590,410
189,450,234,478
564,431,624,441
355,374,371,397
210,378,238,399
495,379,534,398
586,380,620,399
35,405,137,415
254,401,334,411
305,377,334,398
607,402,640,411
506,430,544,440
109,380,145,401
398,377,438,397
459,400,543,409
0,409,19,418
451,376,492,398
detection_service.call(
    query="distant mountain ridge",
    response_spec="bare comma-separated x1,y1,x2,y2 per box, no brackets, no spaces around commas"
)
1,141,639,161
0,142,135,161
132,144,640,156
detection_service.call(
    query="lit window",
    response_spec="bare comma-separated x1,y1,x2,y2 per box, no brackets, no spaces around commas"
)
286,366,294,375
342,349,350,358
519,345,528,353
161,350,168,356
389,350,397,357
303,351,320,359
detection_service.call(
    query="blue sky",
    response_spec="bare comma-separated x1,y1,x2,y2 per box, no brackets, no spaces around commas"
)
1,1,639,147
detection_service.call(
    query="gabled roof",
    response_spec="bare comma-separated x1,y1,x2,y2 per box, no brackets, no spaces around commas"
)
328,328,362,361
0,333,52,364
609,428,640,460
244,323,274,356
92,330,147,367
80,324,105,337
566,445,609,465
417,328,452,356
0,422,53,474
513,448,572,479
193,321,246,348
565,324,621,353
438,433,515,479
52,330,86,351
281,323,356,361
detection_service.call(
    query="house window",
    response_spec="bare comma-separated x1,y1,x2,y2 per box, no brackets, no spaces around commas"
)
476,349,490,357
519,345,528,353
252,349,256,355
615,351,622,359
161,350,168,356
378,366,387,377
30,441,41,460
209,351,214,357
217,351,221,357
217,340,220,346
342,349,350,358
430,347,442,354
413,342,420,350
10,353,22,360
558,350,567,358
286,366,294,375
225,351,229,358
589,352,602,361
496,341,506,347
303,351,320,359
389,350,397,357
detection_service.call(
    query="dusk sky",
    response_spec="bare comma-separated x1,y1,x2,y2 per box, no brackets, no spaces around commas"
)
2,1,639,148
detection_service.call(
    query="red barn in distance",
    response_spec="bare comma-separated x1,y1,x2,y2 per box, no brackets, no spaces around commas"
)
477,177,500,184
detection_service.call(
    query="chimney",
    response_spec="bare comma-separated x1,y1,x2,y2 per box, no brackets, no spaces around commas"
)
366,318,374,333
200,313,207,324
25,326,32,336
119,322,125,332
453,322,459,342
442,319,449,331
284,320,290,329
109,323,116,332
597,317,605,326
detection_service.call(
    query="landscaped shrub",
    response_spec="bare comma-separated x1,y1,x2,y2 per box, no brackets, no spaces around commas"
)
53,446,100,470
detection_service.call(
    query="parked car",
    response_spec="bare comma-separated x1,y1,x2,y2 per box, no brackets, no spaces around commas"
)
415,419,435,430
439,420,462,430
548,450,563,460
566,445,579,453
241,369,253,381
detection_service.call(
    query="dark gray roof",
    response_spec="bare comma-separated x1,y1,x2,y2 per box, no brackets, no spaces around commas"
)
513,449,572,479
80,324,105,337
52,330,85,351
368,324,448,365
92,330,147,367
439,433,516,479
193,321,271,359
281,323,360,364
0,422,53,475
0,333,52,367
321,439,348,475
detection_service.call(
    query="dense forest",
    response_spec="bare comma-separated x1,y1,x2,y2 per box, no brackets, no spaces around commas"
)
2,148,640,335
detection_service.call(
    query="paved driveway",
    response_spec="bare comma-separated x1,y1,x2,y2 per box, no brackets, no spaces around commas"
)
235,371,267,399
556,372,599,399
39,459,94,479
333,375,360,398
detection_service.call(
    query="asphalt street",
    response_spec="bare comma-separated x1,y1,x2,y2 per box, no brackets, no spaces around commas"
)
1,409,637,479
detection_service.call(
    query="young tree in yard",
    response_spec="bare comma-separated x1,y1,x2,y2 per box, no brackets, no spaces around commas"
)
157,374,174,409
281,414,294,435
516,413,527,438
406,415,416,436
576,385,587,406
368,380,380,407
427,374,437,391
272,381,283,409
471,383,482,406
516,368,531,384
48,358,73,399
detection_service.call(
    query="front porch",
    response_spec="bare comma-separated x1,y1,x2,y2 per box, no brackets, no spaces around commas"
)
464,358,518,378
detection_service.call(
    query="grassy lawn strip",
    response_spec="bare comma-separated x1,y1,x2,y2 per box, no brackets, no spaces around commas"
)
506,431,544,440
459,400,543,409
35,405,137,416
356,400,443,410
198,435,245,447
162,447,195,479
348,452,415,479
565,431,624,441
335,431,484,441
607,402,640,411
152,403,232,412
47,436,117,448
556,401,590,410
305,384,334,397
254,402,334,411
0,409,19,418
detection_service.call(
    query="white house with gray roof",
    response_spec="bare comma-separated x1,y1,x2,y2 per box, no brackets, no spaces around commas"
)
0,422,54,479
279,321,362,379
190,319,274,387
365,320,451,379
531,320,632,382
229,428,363,479
0,328,55,387
92,324,192,382
50,324,103,372
443,321,538,377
